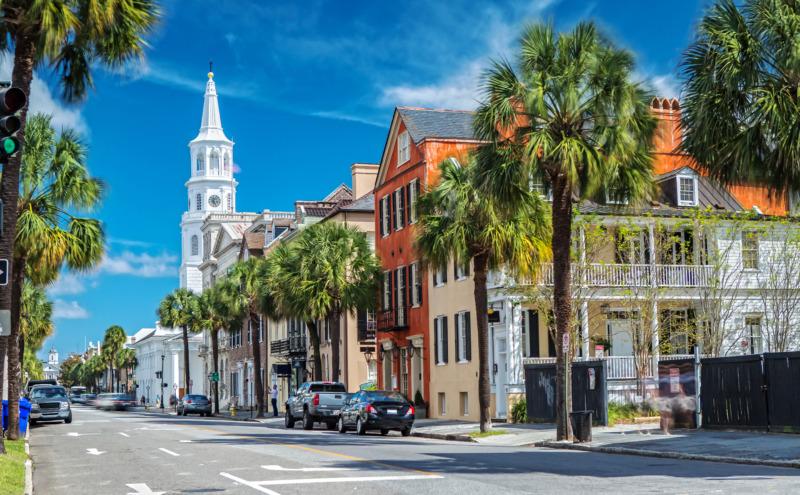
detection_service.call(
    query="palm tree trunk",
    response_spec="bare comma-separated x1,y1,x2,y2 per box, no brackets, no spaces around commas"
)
211,329,220,415
0,33,36,445
182,325,191,396
6,256,25,440
552,174,574,441
250,312,265,417
473,253,492,433
331,307,342,383
306,321,322,381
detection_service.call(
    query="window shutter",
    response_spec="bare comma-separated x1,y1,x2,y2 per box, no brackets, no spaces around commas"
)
434,318,440,365
390,193,396,231
415,264,423,305
357,309,367,341
392,270,398,311
530,311,541,357
465,312,472,361
442,316,449,364
399,189,406,226
454,313,461,361
379,197,385,236
402,266,408,309
442,262,448,284
405,184,411,225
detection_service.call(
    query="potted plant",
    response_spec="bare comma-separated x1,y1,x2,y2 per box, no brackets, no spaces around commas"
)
413,390,427,419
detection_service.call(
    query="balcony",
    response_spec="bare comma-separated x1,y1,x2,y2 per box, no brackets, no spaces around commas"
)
270,339,289,356
358,322,377,343
377,307,409,332
271,337,307,357
532,263,712,288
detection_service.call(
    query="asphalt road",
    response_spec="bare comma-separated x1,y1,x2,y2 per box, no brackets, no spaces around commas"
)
29,405,800,494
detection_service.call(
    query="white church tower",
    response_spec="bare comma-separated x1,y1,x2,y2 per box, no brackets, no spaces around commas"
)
179,69,237,292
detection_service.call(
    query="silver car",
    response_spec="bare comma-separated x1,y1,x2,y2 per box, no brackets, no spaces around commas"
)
29,385,72,424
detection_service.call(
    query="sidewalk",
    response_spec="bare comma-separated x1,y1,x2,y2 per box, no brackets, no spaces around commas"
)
537,425,800,469
411,419,557,446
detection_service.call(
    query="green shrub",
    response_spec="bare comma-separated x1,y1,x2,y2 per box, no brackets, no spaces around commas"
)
511,398,528,423
608,402,658,426
414,389,425,406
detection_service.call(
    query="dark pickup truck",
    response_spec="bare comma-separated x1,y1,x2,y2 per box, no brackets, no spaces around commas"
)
285,381,349,430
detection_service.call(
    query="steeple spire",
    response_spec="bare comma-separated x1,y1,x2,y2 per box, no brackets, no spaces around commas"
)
193,66,230,143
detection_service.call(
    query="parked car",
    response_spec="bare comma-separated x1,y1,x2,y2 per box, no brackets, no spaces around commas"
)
95,393,135,411
69,393,84,404
285,381,349,430
25,379,57,397
82,393,97,406
177,394,212,416
337,390,414,436
29,385,72,424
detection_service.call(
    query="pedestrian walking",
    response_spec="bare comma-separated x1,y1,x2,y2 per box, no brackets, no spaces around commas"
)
271,384,279,417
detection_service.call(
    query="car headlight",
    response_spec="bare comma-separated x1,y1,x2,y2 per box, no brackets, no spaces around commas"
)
60,402,70,410
31,403,40,410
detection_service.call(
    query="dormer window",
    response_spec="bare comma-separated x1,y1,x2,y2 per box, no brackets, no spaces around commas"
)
677,174,698,206
398,131,410,165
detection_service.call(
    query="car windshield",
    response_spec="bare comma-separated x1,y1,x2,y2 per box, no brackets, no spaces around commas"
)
364,391,407,402
309,383,346,393
31,387,67,400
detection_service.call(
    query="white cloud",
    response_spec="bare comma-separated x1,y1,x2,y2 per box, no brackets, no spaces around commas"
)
310,110,384,128
0,56,87,133
650,74,680,99
380,60,484,110
47,273,86,296
108,237,153,248
53,299,89,319
100,251,178,278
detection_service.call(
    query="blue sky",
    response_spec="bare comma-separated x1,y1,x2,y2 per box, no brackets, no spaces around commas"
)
26,0,707,358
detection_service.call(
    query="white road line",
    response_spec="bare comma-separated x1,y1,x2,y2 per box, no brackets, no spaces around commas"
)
256,474,443,486
261,465,354,472
86,448,106,456
179,440,192,443
158,448,180,457
119,432,130,437
220,472,282,495
126,483,166,494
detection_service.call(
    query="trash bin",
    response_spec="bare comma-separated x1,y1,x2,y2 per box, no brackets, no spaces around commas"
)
569,410,593,443
19,398,31,434
1,399,7,431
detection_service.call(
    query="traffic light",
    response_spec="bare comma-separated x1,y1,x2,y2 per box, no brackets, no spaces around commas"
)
0,85,26,160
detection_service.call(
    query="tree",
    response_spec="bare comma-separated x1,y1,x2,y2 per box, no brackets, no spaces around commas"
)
102,325,126,392
473,22,656,439
0,1,158,451
59,354,83,388
117,347,137,393
83,354,106,392
681,0,800,192
4,114,103,440
158,288,200,396
20,280,53,379
416,155,550,432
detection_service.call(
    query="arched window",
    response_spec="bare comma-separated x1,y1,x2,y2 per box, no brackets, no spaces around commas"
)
190,235,199,256
223,153,230,173
196,193,202,211
210,152,220,175
196,153,205,173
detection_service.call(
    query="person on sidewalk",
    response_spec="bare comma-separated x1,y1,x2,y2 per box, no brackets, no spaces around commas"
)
271,384,279,417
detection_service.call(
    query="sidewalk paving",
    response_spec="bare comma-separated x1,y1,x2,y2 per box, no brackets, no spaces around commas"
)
411,419,558,446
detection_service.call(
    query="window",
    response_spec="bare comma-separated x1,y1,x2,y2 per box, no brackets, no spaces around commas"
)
746,316,763,354
742,231,759,270
433,263,447,287
434,315,448,365
677,175,698,206
380,196,391,237
210,152,220,175
190,235,199,256
196,193,202,211
409,179,420,223
410,262,422,307
396,266,407,326
400,347,408,397
223,153,230,173
438,392,446,416
460,392,469,416
455,311,471,362
196,154,205,173
394,188,405,230
398,131,410,165
382,271,392,310
455,258,470,280
247,319,252,344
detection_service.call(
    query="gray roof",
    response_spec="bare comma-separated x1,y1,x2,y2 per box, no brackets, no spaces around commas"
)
656,167,742,211
397,107,476,142
340,193,374,212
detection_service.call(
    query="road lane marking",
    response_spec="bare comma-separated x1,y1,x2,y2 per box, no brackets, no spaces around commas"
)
262,465,353,472
126,483,166,495
67,432,99,437
119,432,130,437
158,448,180,457
258,474,443,485
86,448,105,455
220,472,282,495
179,440,192,443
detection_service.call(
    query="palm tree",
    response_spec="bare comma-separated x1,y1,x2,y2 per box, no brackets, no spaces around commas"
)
20,280,53,375
102,325,126,392
83,354,106,392
416,155,550,432
681,0,800,191
116,348,137,393
158,288,200,396
5,114,103,440
473,22,656,439
0,2,157,450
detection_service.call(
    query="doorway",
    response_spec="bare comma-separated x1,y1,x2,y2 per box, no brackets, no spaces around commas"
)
411,346,422,400
495,336,508,418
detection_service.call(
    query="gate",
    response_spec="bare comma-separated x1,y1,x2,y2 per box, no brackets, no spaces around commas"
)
764,352,800,433
700,355,767,429
657,357,696,428
524,360,607,425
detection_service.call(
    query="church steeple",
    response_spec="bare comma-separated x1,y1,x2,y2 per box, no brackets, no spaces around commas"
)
193,68,231,144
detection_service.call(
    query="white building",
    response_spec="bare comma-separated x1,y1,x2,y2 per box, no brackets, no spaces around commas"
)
42,348,59,381
130,322,204,405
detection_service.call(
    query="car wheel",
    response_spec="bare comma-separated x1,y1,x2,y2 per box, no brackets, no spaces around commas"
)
65,414,73,424
337,416,347,433
356,417,366,436
401,427,411,437
302,410,314,430
285,410,295,429
380,429,389,436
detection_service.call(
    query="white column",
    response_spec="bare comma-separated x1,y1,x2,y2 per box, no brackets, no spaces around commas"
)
506,298,523,387
581,300,590,359
651,298,659,376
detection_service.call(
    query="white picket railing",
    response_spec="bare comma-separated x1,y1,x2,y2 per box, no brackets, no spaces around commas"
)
522,354,699,380
533,263,711,288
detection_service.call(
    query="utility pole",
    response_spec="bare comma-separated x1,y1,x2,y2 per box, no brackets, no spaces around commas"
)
160,354,166,412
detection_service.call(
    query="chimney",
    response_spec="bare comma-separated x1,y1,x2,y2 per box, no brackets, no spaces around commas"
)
651,97,682,154
351,163,379,199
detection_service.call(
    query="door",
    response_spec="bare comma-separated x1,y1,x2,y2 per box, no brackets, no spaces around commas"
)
495,337,508,418
411,348,422,400
607,319,634,356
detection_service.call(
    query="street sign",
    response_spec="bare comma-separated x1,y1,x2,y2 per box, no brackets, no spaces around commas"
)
208,372,219,382
0,258,8,286
0,309,9,337
562,332,570,353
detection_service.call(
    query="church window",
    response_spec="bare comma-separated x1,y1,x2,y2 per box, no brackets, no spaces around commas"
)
196,193,202,211
224,154,230,173
210,152,220,175
196,154,204,173
191,235,199,256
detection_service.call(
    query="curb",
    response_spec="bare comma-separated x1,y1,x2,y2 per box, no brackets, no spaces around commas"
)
535,440,800,469
24,428,32,495
412,431,476,443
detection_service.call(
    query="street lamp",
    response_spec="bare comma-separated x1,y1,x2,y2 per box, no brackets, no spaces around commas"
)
160,354,165,412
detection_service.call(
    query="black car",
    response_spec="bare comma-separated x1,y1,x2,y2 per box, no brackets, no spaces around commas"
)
177,394,212,416
337,390,414,436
